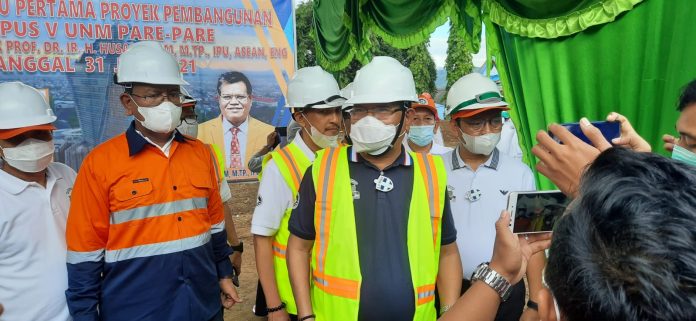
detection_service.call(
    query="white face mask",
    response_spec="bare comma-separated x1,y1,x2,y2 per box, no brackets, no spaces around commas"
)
177,121,198,138
459,129,501,155
132,98,182,134
301,114,339,149
349,115,399,155
0,138,54,173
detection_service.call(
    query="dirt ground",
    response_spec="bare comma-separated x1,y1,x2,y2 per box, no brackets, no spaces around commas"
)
224,182,265,321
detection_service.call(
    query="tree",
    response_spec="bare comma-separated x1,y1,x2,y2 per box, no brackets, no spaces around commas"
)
296,0,316,68
407,42,437,94
445,21,474,90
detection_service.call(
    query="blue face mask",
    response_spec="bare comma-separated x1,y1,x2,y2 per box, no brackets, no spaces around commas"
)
672,144,696,167
408,125,435,147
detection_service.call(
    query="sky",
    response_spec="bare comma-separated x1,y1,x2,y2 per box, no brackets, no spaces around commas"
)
428,20,487,69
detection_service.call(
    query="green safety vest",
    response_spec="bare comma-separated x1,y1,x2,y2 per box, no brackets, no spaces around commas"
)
310,146,446,321
260,141,312,314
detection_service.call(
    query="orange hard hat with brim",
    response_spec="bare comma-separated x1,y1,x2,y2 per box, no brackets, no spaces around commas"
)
411,93,439,120
0,123,56,139
450,106,509,120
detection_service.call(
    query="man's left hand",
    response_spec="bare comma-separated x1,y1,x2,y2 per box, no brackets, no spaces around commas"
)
220,278,242,309
489,211,551,285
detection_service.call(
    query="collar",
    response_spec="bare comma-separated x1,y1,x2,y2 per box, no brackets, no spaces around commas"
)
292,134,316,162
451,146,499,171
126,121,187,157
349,145,412,167
0,162,60,195
223,116,249,134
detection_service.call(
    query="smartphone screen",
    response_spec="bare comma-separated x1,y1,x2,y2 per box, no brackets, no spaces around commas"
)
551,121,620,145
508,190,570,234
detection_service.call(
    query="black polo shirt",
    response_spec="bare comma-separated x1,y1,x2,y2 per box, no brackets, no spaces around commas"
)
289,147,456,321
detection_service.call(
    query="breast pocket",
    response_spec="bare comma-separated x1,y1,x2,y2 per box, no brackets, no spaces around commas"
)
111,180,154,226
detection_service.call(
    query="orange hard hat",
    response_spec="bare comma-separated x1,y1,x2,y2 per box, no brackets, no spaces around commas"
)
410,93,439,120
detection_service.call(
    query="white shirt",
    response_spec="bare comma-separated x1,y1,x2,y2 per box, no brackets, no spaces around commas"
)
223,117,249,168
0,162,76,321
251,135,314,236
403,140,453,155
135,128,175,157
496,118,524,161
443,147,536,277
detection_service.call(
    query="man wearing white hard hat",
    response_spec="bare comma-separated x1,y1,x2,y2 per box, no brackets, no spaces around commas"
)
65,41,239,321
286,56,461,321
252,66,345,321
0,81,76,321
443,73,543,321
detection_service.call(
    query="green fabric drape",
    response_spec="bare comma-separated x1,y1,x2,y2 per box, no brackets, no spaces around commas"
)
485,0,644,39
487,0,696,189
313,0,482,70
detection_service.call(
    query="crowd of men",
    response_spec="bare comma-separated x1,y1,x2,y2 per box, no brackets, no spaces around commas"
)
0,40,694,321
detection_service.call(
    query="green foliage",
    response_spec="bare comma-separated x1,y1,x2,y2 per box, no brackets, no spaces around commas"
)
296,1,316,68
445,21,474,90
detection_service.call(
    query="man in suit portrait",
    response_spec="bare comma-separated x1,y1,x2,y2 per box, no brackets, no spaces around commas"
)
199,71,274,174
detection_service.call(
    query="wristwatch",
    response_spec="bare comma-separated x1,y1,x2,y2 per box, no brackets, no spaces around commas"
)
470,262,512,301
230,241,244,253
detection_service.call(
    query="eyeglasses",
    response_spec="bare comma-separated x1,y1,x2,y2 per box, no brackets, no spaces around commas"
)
348,106,403,120
461,117,503,132
130,92,186,106
220,94,250,103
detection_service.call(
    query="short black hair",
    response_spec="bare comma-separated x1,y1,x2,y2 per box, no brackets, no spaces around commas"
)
546,148,696,321
217,71,252,96
677,78,696,111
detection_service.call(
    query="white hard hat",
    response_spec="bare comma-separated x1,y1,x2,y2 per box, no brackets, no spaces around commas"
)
116,41,189,85
0,82,57,131
180,87,196,108
286,66,344,109
446,73,508,119
340,82,354,110
345,56,418,106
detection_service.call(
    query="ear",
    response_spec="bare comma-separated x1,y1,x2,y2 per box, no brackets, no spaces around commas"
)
433,121,440,133
403,108,414,129
293,111,308,128
120,93,135,116
538,288,559,321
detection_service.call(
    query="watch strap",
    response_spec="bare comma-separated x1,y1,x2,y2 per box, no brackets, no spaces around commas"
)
471,262,512,301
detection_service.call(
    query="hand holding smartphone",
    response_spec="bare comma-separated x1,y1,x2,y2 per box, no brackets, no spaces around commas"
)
507,190,569,234
550,120,620,145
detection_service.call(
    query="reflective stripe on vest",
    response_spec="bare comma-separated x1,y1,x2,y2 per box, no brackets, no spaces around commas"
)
310,147,446,321
260,141,312,315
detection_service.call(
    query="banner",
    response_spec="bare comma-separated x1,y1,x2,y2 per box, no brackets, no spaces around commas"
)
0,0,296,182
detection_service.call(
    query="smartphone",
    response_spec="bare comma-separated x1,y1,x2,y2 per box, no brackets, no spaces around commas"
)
275,126,287,147
551,121,620,145
507,190,570,234
231,266,240,287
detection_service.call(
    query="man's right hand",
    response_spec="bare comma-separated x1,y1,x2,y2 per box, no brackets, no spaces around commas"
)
532,118,611,196
267,131,280,149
